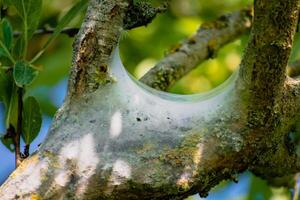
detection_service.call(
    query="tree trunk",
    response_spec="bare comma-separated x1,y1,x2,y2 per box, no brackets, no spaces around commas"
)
0,0,299,199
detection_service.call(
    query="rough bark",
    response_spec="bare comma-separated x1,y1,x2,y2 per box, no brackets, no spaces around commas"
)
0,0,300,200
67,0,130,98
237,0,300,181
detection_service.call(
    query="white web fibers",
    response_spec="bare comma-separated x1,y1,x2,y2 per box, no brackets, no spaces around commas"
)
108,46,237,123
40,45,239,191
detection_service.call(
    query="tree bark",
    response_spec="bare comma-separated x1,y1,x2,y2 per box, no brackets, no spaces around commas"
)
0,0,300,199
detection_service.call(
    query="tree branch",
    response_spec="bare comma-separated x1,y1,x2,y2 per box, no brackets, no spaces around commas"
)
66,0,167,98
14,87,23,167
238,1,299,103
1,1,300,200
13,27,80,38
237,0,300,185
140,8,252,91
67,0,130,98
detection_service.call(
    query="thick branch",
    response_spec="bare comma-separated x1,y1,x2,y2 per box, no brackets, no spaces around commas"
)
140,8,252,91
66,0,167,98
238,0,299,108
237,0,300,183
1,1,300,200
67,0,130,98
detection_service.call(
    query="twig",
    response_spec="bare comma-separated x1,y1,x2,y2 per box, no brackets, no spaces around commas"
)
140,7,252,91
14,87,23,167
13,27,80,38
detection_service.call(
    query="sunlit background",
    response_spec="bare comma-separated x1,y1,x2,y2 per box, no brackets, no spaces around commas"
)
1,0,300,199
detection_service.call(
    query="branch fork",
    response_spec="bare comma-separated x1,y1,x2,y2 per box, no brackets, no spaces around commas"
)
0,0,300,199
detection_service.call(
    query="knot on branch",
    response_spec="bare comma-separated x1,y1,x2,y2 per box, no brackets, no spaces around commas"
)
124,1,168,30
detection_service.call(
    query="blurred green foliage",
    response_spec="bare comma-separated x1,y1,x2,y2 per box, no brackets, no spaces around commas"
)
120,0,251,94
0,0,87,157
1,0,86,116
1,0,299,199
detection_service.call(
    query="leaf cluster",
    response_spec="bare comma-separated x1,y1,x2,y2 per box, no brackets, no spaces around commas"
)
0,0,87,156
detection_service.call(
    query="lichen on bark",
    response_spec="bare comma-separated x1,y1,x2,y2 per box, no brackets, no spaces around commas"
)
0,0,300,199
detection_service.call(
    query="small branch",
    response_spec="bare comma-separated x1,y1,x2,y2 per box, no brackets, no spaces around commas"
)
14,87,23,168
288,60,300,77
140,8,252,91
13,27,80,38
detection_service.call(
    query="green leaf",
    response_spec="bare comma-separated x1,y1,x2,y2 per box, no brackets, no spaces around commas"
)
0,40,15,63
31,0,88,63
10,0,42,58
13,36,25,60
1,18,13,49
0,18,15,63
0,135,14,152
1,0,12,6
28,87,59,116
9,0,23,16
13,60,38,86
0,70,16,130
0,69,13,108
10,0,42,40
26,0,42,40
22,96,42,144
5,84,18,128
0,47,7,58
